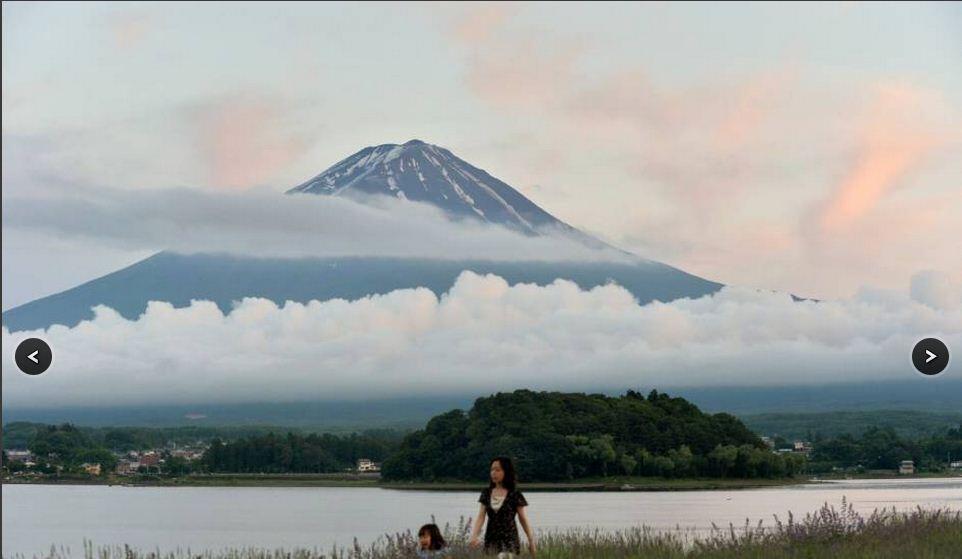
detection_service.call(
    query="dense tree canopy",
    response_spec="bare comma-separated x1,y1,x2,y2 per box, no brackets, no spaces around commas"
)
26,424,118,472
811,425,962,472
202,431,402,473
381,390,798,481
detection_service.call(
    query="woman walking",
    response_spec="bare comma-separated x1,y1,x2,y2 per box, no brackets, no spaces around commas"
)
469,457,536,556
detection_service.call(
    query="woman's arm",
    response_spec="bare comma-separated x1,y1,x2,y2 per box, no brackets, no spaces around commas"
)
517,506,536,556
469,503,486,547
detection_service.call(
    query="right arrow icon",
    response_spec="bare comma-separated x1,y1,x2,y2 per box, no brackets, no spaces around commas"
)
913,338,949,376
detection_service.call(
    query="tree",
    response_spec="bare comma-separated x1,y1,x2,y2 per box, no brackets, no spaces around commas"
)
76,448,118,473
667,446,694,478
652,455,675,477
383,390,769,482
29,424,91,465
708,445,738,477
164,455,191,476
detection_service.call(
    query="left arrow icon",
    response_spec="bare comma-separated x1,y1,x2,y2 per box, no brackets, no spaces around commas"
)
15,338,53,375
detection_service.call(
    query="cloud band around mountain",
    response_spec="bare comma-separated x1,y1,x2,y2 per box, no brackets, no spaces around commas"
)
1,185,628,263
3,271,960,408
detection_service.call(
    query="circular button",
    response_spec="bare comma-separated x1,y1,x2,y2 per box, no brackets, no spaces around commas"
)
912,338,949,376
14,338,53,375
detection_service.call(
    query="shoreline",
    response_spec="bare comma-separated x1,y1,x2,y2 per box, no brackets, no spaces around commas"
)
2,473,800,491
5,473,959,491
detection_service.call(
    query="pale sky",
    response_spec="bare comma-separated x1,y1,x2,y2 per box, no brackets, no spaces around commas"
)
3,1,962,308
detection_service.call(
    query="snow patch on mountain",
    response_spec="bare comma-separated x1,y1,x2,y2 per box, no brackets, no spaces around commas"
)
288,140,583,240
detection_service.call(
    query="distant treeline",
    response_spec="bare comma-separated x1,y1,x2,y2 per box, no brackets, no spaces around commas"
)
11,392,961,481
6,391,807,480
2,422,406,476
742,410,962,441
203,432,403,473
810,424,962,473
381,390,805,481
2,421,405,452
3,424,120,473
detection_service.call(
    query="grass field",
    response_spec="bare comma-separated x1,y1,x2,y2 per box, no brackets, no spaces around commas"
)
18,501,961,559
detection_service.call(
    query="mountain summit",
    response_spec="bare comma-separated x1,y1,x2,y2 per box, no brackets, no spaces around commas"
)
3,140,725,332
288,140,572,236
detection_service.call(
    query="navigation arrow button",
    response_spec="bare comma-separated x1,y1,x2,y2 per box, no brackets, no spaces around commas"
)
14,338,53,375
912,338,949,376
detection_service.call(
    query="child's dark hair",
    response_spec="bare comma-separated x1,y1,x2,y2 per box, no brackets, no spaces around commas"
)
418,523,446,550
489,456,518,491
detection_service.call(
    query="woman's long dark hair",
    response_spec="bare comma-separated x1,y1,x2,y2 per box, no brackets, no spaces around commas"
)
489,456,517,491
418,523,446,550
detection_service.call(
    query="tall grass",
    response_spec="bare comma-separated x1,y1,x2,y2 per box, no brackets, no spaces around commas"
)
15,500,962,559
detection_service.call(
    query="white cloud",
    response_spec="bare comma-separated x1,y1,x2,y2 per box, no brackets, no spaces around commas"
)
1,185,628,263
911,270,962,310
3,271,960,408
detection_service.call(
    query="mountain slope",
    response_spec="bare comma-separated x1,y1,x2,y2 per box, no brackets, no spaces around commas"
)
1,253,721,332
3,140,723,332
289,139,578,237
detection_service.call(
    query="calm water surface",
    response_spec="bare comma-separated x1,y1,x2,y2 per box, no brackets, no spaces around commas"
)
3,478,961,557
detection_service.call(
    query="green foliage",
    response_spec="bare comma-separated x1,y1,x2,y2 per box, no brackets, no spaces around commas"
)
21,424,116,473
5,422,405,452
163,455,191,476
811,424,962,472
741,410,962,440
75,448,118,473
202,431,402,473
28,424,92,466
3,422,45,449
382,390,776,482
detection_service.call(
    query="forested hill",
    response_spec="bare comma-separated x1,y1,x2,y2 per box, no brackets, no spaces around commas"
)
382,390,787,482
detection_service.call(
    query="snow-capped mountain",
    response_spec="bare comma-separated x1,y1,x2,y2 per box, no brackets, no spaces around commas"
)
2,139,724,332
288,139,576,237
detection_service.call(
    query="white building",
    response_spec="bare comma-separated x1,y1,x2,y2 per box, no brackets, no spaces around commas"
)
792,441,813,455
899,460,915,475
115,459,141,475
5,450,33,462
357,458,380,472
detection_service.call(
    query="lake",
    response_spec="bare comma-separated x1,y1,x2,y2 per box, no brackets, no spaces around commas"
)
3,478,961,557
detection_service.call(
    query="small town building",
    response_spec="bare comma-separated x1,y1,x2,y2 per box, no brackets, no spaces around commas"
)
139,451,161,467
792,441,813,455
171,449,205,461
899,460,915,475
81,463,102,476
357,458,380,472
115,459,141,475
5,450,33,463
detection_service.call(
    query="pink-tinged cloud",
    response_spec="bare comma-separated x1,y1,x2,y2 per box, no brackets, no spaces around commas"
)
437,6,962,298
444,3,581,111
819,83,943,233
466,40,580,110
111,13,153,49
197,96,308,189
450,2,519,44
713,69,796,151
